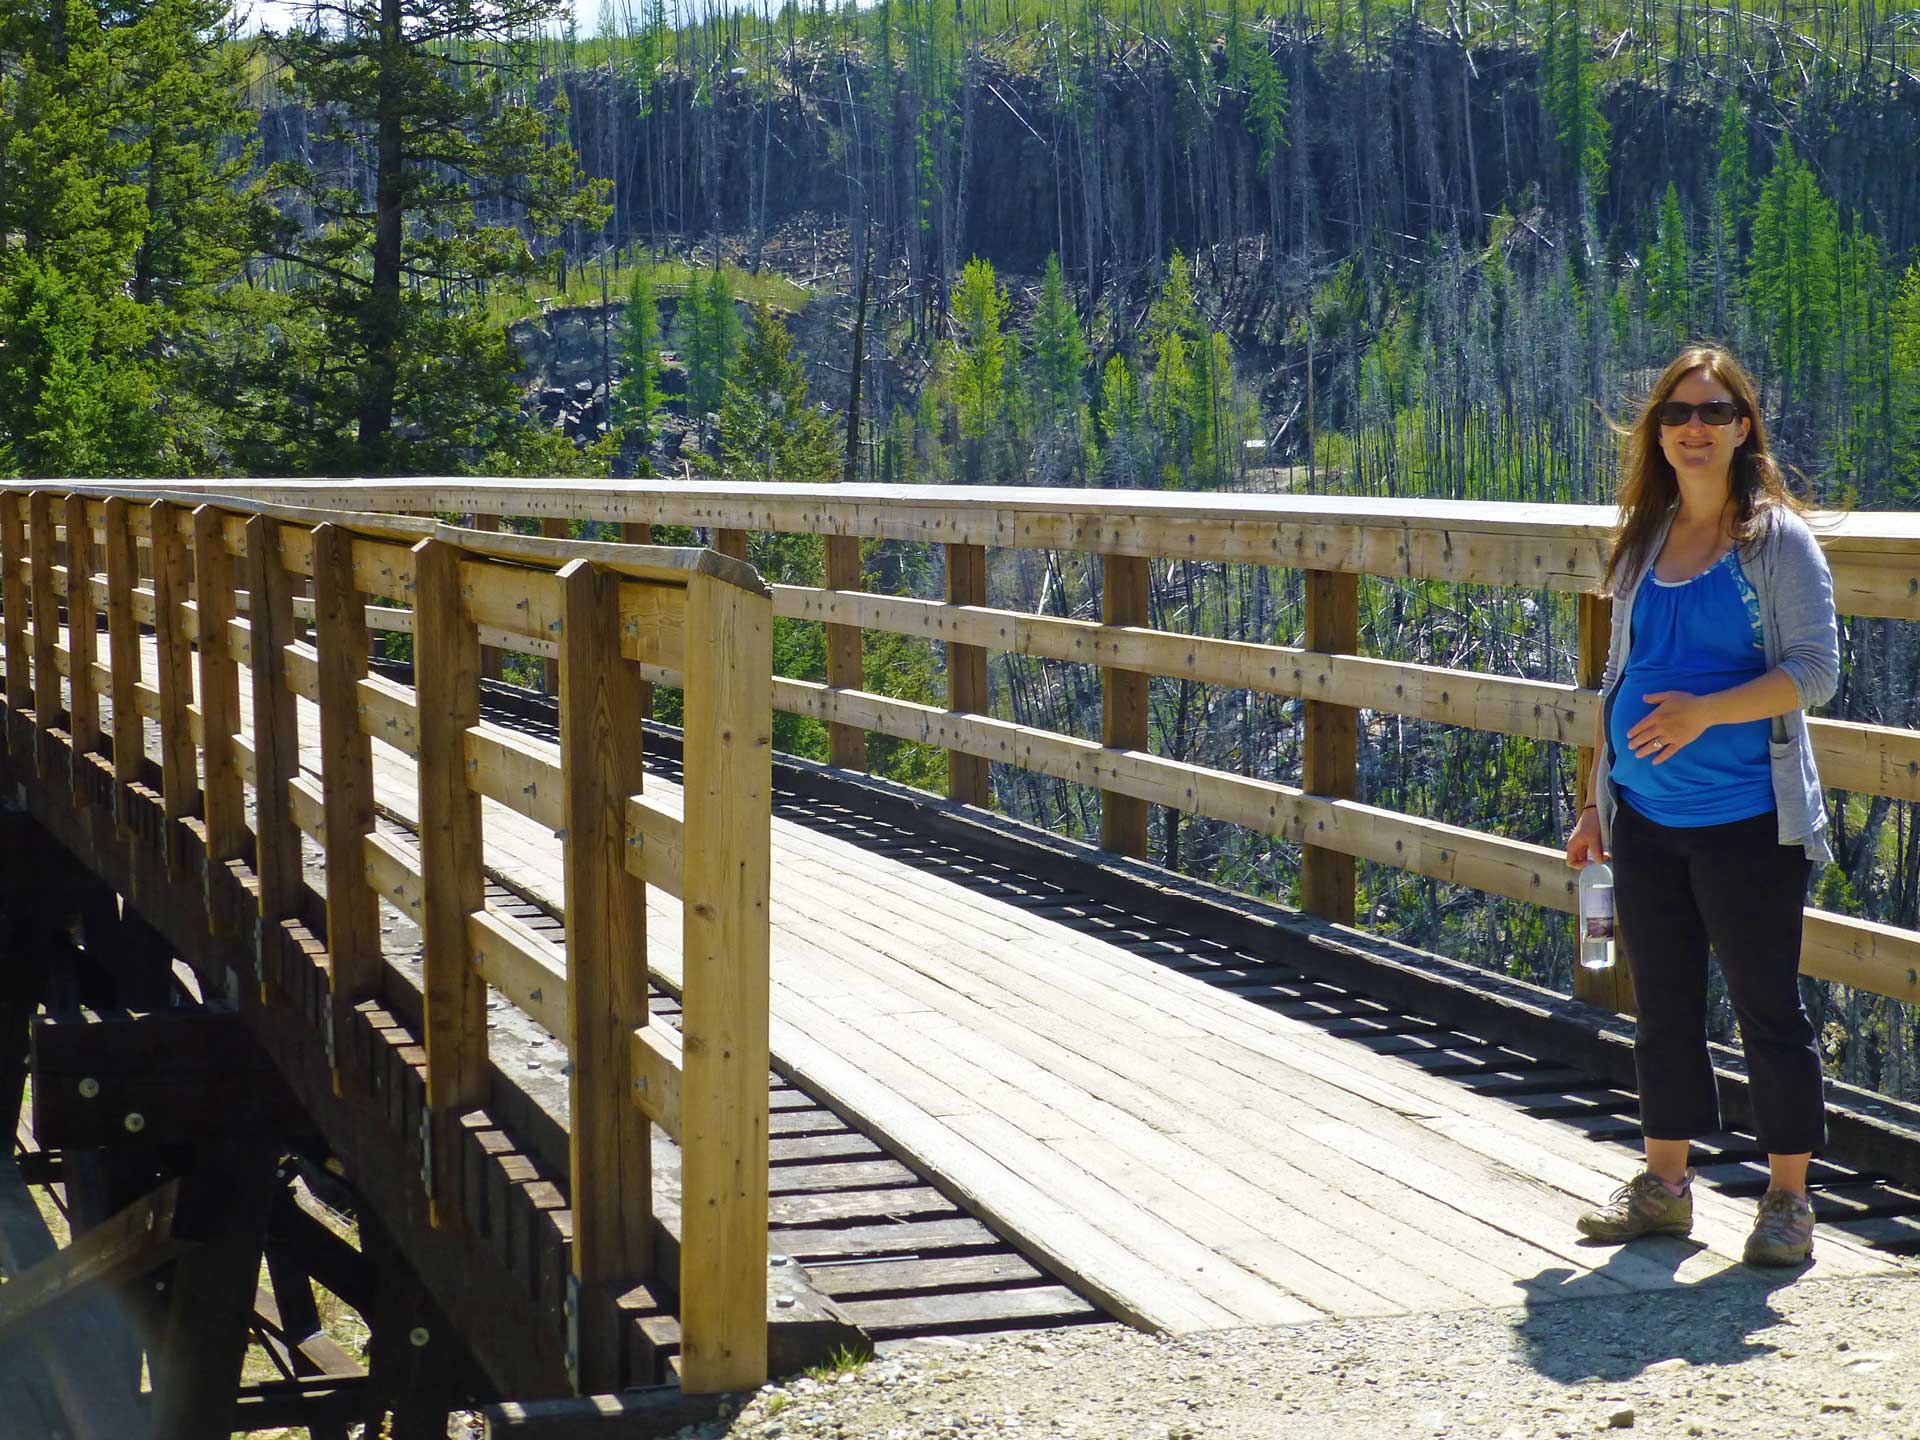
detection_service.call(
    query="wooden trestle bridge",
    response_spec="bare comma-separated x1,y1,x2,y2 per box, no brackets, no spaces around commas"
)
2,480,1919,1437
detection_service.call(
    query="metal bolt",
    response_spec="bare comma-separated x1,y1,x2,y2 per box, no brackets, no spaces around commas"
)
775,1296,796,1309
77,1077,99,1099
409,1327,430,1348
123,1112,146,1134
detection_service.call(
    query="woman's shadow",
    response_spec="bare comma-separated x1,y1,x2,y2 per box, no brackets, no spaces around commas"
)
1515,1236,1802,1382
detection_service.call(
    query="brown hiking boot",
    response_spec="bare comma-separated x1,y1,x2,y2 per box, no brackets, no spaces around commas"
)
1744,1189,1816,1267
1576,1170,1695,1242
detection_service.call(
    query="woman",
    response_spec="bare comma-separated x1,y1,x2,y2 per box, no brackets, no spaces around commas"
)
1565,345,1839,1267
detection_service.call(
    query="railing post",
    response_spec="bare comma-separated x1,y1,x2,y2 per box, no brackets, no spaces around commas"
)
712,528,749,563
1575,591,1636,1014
0,493,28,719
824,533,866,771
103,499,143,824
412,538,489,1231
246,515,303,1002
1301,568,1359,925
944,541,991,807
192,506,246,914
149,501,200,855
619,522,656,720
27,492,60,772
555,558,654,1392
64,495,100,776
470,511,505,682
678,566,772,1395
541,518,569,693
1100,553,1151,857
312,522,381,1093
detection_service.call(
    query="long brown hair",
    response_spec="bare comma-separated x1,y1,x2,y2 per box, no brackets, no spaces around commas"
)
1606,346,1805,591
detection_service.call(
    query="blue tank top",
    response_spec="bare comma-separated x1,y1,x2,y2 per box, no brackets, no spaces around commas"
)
1609,547,1774,827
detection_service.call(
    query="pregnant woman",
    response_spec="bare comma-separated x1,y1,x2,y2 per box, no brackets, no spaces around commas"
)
1563,345,1839,1267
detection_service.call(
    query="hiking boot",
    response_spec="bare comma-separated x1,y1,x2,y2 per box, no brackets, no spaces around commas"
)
1744,1189,1816,1267
1576,1170,1695,1242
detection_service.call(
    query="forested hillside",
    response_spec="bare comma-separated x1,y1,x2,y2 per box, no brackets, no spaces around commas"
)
6,0,1920,1098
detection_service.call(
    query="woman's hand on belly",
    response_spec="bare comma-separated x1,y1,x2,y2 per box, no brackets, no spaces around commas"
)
1627,689,1714,763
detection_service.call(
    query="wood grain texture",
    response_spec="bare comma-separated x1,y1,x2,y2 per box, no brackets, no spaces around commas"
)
620,520,657,718
540,518,569,692
0,494,27,712
470,510,506,681
555,557,655,1390
823,533,866,772
192,505,247,875
944,541,990,808
413,538,490,1227
246,515,305,973
63,494,100,764
102,499,143,793
312,522,382,1090
1301,570,1359,926
27,492,59,742
1100,552,1151,858
677,567,773,1394
148,501,200,830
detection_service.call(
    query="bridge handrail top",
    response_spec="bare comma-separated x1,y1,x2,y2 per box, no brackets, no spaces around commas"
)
16,483,768,594
84,478,1920,550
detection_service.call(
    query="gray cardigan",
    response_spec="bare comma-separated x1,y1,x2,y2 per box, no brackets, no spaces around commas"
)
1594,504,1841,866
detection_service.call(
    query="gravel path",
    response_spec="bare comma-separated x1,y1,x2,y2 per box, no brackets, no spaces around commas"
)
676,1269,1920,1440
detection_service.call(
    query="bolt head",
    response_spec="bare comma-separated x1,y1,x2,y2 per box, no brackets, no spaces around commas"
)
409,1326,431,1348
77,1077,99,1099
123,1112,146,1134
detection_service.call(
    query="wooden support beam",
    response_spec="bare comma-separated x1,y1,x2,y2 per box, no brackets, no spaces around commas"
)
102,499,144,809
412,538,488,1229
823,534,866,771
1574,591,1636,1015
540,517,571,692
0,1179,187,1340
944,541,990,808
556,557,653,1392
618,522,656,719
150,500,201,855
711,528,748,563
1100,552,1151,858
247,515,305,1002
1301,569,1359,926
193,506,247,907
677,568,772,1395
471,512,506,682
28,491,61,765
147,1141,281,1440
481,1387,740,1438
64,494,100,771
0,492,28,714
313,522,382,1092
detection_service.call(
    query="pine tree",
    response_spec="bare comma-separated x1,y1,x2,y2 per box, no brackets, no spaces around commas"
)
1646,183,1693,354
1029,254,1088,421
676,267,744,435
260,0,609,473
719,302,838,485
615,266,663,456
1544,0,1608,217
1708,96,1749,339
950,256,1009,474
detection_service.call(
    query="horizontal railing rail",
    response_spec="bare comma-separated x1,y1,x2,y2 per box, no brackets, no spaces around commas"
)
123,480,1920,1017
0,485,774,1396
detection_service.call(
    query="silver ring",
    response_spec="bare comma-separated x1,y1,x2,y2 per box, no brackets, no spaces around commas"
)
1651,740,1665,751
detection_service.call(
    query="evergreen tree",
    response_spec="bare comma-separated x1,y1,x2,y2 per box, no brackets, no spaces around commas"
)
1544,0,1608,216
720,302,838,485
1647,183,1693,353
675,267,744,435
1708,95,1749,339
615,266,663,457
950,256,1009,477
1030,253,1088,421
1749,142,1839,423
259,0,609,473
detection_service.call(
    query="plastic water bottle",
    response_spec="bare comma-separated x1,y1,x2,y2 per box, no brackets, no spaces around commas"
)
1578,860,1615,971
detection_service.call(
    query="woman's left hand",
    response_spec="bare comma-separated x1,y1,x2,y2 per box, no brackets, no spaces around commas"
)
1628,691,1714,762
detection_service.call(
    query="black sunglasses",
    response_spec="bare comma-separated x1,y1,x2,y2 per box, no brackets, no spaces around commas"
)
1655,399,1742,428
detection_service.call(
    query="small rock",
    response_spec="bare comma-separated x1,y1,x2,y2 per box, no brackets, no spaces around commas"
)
1646,1357,1687,1373
1607,1407,1635,1429
1819,1399,1857,1415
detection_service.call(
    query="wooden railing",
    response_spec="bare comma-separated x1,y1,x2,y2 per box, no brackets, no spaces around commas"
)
0,486,774,1395
155,480,1920,1020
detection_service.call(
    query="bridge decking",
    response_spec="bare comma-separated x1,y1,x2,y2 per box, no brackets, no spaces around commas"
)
187,637,1909,1334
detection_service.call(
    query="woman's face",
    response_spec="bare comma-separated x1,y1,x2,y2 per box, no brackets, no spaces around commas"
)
1657,368,1751,485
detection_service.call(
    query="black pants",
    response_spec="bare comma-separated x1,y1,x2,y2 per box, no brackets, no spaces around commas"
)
1612,798,1826,1156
